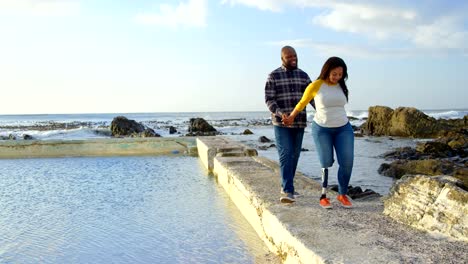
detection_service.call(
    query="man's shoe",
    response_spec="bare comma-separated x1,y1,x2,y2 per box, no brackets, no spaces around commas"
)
281,190,302,198
280,193,296,203
337,194,353,208
319,197,332,209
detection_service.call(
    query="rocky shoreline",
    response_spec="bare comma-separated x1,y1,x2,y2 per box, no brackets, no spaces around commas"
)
359,106,467,189
360,106,467,241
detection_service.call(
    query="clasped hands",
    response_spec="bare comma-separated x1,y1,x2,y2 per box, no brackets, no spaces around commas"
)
281,113,295,127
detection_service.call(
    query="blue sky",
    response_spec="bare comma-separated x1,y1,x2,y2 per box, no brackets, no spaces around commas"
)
1,0,467,114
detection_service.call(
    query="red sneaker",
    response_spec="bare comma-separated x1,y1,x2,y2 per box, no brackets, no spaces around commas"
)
337,195,353,208
319,197,332,209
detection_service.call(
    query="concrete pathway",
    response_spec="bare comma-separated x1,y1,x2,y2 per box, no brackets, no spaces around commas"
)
198,136,468,264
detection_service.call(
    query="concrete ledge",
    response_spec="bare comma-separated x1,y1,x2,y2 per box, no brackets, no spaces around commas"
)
0,137,197,159
196,136,258,172
198,137,467,263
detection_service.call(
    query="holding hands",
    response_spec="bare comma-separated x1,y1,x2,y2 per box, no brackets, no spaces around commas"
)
282,113,295,126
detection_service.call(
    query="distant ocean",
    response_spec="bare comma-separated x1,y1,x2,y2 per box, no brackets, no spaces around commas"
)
1,108,467,195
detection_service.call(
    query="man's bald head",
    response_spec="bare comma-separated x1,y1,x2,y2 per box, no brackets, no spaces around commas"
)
281,46,298,70
281,46,295,55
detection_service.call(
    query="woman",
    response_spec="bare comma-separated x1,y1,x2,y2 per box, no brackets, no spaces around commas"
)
283,57,354,209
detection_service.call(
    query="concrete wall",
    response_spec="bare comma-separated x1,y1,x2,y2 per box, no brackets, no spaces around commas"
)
196,137,257,172
0,137,197,159
196,136,466,264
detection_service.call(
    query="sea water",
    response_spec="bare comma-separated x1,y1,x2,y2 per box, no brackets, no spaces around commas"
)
0,156,269,263
0,109,466,194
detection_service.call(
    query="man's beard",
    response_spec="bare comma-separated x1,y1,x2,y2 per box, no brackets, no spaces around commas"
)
284,63,297,70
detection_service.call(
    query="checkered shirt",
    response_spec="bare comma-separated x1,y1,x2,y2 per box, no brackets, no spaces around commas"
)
265,66,311,128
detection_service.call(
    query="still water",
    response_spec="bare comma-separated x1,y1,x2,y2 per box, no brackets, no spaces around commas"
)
0,156,268,263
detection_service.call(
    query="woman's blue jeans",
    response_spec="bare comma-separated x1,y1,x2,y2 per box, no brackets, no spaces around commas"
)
311,121,354,195
274,126,304,194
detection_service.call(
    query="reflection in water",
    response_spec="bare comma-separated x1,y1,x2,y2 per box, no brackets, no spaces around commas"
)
0,156,271,263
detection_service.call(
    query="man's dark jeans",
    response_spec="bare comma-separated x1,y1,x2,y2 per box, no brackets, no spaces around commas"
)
274,126,305,194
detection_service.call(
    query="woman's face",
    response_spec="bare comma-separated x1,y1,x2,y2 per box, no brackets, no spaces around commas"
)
328,67,343,85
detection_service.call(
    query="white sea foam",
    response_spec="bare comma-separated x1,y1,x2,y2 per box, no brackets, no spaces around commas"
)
425,110,467,119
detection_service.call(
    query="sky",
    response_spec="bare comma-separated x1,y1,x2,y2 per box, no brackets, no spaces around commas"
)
1,0,467,114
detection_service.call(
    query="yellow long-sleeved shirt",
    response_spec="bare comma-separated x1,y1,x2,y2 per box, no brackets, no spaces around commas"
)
294,79,349,128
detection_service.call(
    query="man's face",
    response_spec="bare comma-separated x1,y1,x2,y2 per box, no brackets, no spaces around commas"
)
281,49,297,70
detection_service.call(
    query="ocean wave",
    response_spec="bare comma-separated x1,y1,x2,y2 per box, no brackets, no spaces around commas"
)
346,110,368,119
425,110,468,120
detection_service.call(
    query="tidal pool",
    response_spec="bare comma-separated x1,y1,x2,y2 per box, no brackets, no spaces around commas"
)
0,156,269,263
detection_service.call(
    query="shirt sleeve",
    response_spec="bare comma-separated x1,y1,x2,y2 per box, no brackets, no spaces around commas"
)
294,80,322,112
265,73,282,116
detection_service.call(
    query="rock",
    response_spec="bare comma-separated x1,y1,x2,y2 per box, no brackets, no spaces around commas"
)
361,106,466,138
301,148,309,152
383,175,468,242
169,126,177,134
437,129,468,151
378,159,455,179
188,118,217,133
186,118,217,136
259,136,271,143
415,141,454,158
242,129,254,135
453,168,468,190
141,128,161,138
361,105,394,136
329,185,381,200
9,134,16,140
111,116,144,136
381,147,420,160
23,134,34,140
110,116,160,137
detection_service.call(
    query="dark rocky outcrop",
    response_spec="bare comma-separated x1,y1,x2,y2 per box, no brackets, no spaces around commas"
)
23,134,34,140
169,126,177,134
258,144,276,150
1,134,35,140
361,106,467,138
110,116,160,137
242,129,254,135
185,118,217,136
329,185,381,200
259,136,272,143
379,128,468,188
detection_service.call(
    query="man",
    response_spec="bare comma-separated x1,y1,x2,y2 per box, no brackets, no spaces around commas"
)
265,46,312,203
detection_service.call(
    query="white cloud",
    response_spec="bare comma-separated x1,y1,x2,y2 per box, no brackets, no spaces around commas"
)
312,3,417,40
268,39,424,59
413,16,468,50
224,0,468,55
135,0,207,28
221,0,283,12
0,0,80,16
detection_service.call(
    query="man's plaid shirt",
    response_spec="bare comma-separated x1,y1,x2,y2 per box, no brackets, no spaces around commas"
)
265,66,311,128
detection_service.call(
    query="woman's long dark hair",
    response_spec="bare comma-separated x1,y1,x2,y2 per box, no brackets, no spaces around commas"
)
317,57,348,101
